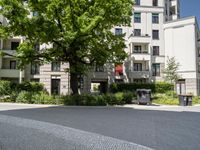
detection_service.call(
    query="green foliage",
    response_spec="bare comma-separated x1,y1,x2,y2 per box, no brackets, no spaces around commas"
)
123,92,134,104
17,82,44,92
32,92,56,104
1,0,133,94
110,82,173,93
16,91,33,104
192,96,200,105
163,57,181,83
0,80,12,96
153,93,179,105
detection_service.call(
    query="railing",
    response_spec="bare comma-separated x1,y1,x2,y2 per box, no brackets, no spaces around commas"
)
132,51,149,54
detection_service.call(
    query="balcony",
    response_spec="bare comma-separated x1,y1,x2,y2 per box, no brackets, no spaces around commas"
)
130,52,151,61
128,34,151,44
91,71,109,79
128,71,150,79
1,50,16,58
0,69,24,78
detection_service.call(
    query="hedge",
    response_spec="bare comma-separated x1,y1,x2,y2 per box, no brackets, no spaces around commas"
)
110,82,174,93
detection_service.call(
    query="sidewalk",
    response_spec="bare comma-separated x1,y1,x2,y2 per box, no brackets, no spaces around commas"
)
0,102,200,112
122,104,200,112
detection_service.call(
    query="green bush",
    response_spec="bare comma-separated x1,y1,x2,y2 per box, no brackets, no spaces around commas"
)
32,92,56,104
192,96,200,105
103,94,119,105
115,92,125,105
17,82,44,93
153,93,179,105
0,80,12,96
123,92,134,104
16,91,33,104
110,82,173,93
96,95,107,106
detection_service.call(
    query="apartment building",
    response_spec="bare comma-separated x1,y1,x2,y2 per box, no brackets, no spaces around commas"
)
1,0,200,95
164,17,200,95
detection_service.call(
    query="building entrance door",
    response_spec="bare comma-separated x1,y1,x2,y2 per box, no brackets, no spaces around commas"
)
176,79,186,95
51,79,60,95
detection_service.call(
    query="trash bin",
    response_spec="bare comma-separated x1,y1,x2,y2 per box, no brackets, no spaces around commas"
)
136,89,152,105
178,95,193,106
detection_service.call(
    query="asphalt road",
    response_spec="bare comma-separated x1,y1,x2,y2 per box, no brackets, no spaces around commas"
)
0,104,200,150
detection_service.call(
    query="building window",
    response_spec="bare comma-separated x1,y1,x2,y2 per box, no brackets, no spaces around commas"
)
115,28,123,35
152,63,160,76
134,63,142,71
133,45,142,53
153,46,160,56
51,61,61,71
153,0,158,6
135,0,140,5
31,63,40,75
152,13,159,24
152,30,159,39
10,61,17,69
95,66,104,72
134,12,141,23
134,29,141,36
11,42,19,50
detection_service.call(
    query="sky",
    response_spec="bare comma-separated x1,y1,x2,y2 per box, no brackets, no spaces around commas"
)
180,0,200,23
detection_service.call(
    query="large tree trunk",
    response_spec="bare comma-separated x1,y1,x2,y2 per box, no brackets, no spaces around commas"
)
70,72,79,95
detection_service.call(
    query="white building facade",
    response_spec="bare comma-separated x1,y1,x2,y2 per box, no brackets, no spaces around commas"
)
1,0,200,95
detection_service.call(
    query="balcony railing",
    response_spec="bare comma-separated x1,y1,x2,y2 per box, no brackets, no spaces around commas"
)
132,51,149,54
128,71,150,78
128,34,151,44
0,69,24,78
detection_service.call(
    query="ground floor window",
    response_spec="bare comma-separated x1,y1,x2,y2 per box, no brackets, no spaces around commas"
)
152,63,160,76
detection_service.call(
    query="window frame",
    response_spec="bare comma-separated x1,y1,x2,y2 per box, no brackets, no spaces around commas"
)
134,12,141,23
152,13,159,24
152,63,160,76
51,61,61,72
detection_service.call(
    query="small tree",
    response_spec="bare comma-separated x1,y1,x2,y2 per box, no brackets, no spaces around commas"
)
163,57,181,84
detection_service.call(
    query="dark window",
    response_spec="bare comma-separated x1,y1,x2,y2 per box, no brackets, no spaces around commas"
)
134,29,141,36
152,13,159,23
134,12,141,23
133,45,142,53
10,61,17,69
11,42,19,50
115,28,123,35
152,30,159,39
134,63,142,71
31,63,40,75
135,0,140,5
52,62,61,71
153,46,160,56
152,63,160,76
153,0,158,6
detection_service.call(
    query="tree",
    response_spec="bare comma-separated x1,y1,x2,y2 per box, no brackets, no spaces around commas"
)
0,0,133,95
163,57,181,84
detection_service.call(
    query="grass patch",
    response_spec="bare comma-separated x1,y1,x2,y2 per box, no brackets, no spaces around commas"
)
153,93,179,105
